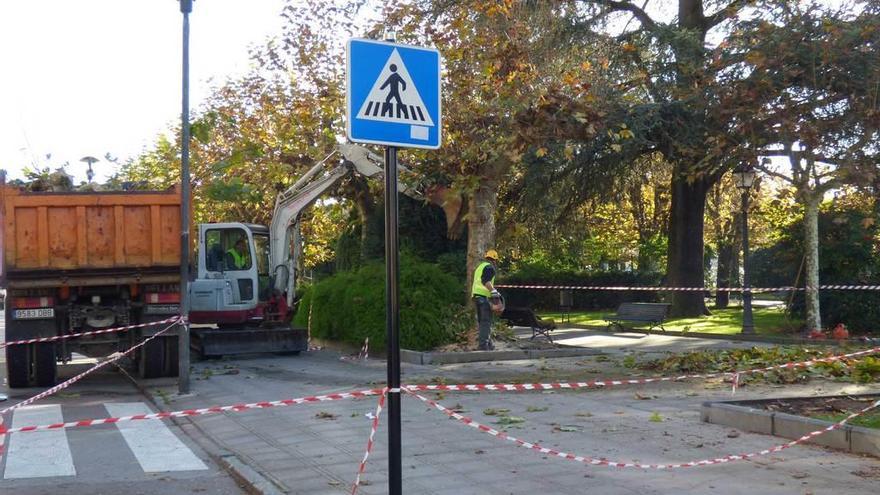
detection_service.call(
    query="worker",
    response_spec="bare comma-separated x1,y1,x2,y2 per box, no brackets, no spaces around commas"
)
471,249,501,351
226,237,249,270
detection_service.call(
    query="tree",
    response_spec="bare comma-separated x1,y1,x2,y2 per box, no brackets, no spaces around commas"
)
384,1,603,297
505,1,828,315
724,2,880,330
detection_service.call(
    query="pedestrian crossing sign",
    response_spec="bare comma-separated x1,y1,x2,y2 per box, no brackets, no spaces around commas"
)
346,38,441,149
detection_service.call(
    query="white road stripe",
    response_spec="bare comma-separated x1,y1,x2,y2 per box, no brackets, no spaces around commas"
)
5,404,76,479
105,402,207,473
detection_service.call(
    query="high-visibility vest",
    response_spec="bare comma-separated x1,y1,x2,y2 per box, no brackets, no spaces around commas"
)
227,248,246,269
471,261,494,297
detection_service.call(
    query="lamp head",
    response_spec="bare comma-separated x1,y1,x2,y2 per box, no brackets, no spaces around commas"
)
733,163,756,190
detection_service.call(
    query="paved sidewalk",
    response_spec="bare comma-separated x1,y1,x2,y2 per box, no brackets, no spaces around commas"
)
145,348,880,495
514,325,773,355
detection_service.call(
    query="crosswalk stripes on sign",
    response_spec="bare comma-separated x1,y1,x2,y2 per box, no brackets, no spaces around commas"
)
1,402,207,479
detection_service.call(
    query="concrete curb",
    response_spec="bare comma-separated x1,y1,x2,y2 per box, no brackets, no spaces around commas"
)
129,376,289,494
702,394,880,457
219,454,286,495
400,346,602,365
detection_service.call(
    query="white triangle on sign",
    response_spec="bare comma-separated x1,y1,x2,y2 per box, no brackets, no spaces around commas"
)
356,49,435,127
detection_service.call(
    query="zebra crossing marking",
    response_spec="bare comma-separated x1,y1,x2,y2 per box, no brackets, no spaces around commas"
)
4,404,76,479
105,402,207,473
1,402,207,479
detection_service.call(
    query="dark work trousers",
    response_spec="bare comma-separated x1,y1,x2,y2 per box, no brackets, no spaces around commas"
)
474,296,493,345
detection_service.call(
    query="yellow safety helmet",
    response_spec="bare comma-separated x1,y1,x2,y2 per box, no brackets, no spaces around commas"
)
485,249,499,261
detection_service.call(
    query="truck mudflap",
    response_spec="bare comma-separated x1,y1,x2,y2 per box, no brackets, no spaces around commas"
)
191,325,308,358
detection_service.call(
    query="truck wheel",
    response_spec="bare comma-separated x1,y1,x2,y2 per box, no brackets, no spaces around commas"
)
138,338,165,379
163,336,179,377
34,343,57,387
6,345,31,388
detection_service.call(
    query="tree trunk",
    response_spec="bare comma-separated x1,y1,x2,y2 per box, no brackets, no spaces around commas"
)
466,177,499,301
666,170,710,316
803,196,822,331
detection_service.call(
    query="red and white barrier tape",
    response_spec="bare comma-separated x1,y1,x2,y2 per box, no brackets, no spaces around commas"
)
496,284,880,292
340,337,370,362
5,345,878,434
406,389,880,469
0,316,180,349
0,386,388,435
351,389,387,495
0,318,180,416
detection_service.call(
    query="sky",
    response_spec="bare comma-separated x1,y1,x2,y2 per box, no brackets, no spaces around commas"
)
0,0,288,184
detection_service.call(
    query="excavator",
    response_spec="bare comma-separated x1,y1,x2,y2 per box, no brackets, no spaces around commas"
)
187,143,417,357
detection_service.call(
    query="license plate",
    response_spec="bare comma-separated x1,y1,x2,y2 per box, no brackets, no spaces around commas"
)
13,308,55,320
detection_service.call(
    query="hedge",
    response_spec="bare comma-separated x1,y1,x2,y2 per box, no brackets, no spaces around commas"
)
500,264,663,311
293,257,468,351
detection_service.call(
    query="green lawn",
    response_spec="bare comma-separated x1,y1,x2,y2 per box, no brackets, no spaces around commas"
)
539,305,801,336
813,411,880,429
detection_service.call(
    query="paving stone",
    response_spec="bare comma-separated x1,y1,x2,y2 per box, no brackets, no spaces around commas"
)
772,412,851,451
848,425,880,457
701,402,774,435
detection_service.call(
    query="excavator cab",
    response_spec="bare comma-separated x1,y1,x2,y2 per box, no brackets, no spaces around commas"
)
188,222,304,357
191,223,265,323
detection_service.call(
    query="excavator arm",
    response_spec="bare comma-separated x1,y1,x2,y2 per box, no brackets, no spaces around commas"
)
269,143,417,305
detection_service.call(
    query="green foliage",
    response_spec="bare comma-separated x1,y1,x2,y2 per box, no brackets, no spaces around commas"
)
752,206,880,333
294,256,467,351
333,196,465,275
436,251,468,284
851,357,880,384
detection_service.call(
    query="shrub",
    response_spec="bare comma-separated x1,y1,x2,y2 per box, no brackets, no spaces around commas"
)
294,256,466,350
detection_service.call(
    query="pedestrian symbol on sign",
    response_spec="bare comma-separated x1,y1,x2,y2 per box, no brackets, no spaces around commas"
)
356,48,434,139
347,38,441,149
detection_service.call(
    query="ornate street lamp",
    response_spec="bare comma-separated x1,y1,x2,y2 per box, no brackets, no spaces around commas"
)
732,162,758,334
80,156,99,183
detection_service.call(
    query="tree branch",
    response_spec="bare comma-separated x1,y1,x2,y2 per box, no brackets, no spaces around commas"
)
755,163,795,185
705,0,750,29
588,0,658,31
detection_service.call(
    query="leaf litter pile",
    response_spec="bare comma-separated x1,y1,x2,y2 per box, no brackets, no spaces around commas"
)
745,396,880,429
639,346,880,386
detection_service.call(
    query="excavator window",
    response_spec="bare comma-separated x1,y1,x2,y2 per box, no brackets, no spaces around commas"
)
205,228,252,271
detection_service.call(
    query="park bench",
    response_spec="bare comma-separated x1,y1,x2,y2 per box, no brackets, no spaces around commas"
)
604,302,670,332
500,307,556,342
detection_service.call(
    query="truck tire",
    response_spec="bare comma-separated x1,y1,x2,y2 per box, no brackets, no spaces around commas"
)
138,338,165,379
6,345,30,388
34,342,57,387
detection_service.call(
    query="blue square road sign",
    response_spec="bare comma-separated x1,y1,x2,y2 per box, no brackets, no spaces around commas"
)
346,39,441,149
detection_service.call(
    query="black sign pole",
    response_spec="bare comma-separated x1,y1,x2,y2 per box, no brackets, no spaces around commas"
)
384,144,402,495
178,0,192,394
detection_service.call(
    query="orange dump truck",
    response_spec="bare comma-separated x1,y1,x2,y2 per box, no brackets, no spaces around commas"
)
1,185,183,387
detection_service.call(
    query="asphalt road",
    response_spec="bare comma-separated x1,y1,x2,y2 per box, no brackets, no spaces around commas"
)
0,311,246,495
